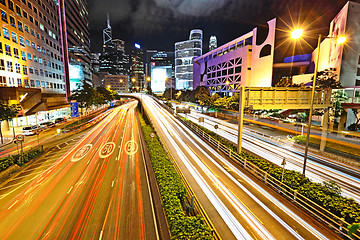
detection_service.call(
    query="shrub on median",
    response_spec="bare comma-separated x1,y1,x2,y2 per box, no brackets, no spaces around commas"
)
0,149,42,171
138,113,213,239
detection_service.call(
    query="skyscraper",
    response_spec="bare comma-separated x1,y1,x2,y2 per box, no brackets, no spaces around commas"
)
175,29,203,90
148,51,175,93
98,16,130,76
209,36,217,51
62,0,91,91
130,44,144,92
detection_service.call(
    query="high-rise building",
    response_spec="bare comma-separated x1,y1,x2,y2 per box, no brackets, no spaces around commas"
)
104,74,128,93
90,52,101,73
130,44,144,92
98,16,130,76
209,36,217,51
0,0,68,126
62,0,91,92
175,29,203,90
148,51,175,93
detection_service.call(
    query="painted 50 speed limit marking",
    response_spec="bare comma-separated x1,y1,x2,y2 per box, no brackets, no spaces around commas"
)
72,144,92,162
99,142,116,158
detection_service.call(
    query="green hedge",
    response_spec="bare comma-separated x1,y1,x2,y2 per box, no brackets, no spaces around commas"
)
180,117,360,224
0,149,42,171
139,113,213,239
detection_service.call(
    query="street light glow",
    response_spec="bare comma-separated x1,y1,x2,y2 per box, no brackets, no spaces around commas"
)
337,36,346,44
131,78,136,82
291,29,303,40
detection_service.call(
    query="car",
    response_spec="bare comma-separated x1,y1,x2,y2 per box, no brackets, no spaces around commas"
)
40,122,55,128
54,117,66,124
22,125,40,136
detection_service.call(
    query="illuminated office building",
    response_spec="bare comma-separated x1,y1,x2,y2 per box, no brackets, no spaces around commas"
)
175,29,202,90
148,51,174,93
209,36,217,51
130,44,144,92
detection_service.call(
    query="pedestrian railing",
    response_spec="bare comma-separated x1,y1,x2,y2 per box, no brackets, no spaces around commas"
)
177,117,359,240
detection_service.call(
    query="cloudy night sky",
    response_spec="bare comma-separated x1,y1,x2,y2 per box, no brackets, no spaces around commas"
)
87,0,358,54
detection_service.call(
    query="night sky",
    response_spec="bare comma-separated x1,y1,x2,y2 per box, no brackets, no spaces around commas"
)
88,0,356,54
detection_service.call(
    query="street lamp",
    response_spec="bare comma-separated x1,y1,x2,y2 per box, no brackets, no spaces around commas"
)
131,78,136,93
291,29,346,180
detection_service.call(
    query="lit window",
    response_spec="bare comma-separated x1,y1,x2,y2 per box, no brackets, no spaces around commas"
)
30,29,35,36
26,39,30,46
36,80,40,87
2,27,9,39
24,79,29,87
15,63,20,73
23,65,27,74
41,81,45,87
29,67,33,74
33,55,37,62
21,51,25,60
30,80,35,87
24,25,29,33
18,21,23,31
19,36,25,46
11,32,17,43
9,16,15,27
27,53,32,60
38,57,42,64
1,10,7,22
6,61,13,72
5,44,11,55
31,42,36,49
13,48,19,58
17,78,22,86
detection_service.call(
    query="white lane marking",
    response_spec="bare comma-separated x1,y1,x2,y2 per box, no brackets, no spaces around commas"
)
67,186,73,194
8,200,18,209
111,180,114,187
99,231,103,240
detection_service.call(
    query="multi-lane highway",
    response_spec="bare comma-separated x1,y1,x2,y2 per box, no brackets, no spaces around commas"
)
0,101,158,239
142,95,339,240
180,110,360,202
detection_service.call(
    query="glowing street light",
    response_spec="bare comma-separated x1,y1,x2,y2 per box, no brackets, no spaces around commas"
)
291,29,303,40
290,29,346,180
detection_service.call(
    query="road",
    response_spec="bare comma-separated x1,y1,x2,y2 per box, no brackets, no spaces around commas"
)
181,110,360,202
0,101,158,239
142,95,339,240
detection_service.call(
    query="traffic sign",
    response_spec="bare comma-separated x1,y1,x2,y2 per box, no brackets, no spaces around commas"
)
16,134,24,142
99,142,116,158
214,125,219,129
149,132,155,138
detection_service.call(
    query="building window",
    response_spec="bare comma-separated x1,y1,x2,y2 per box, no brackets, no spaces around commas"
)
2,27,9,39
29,67,33,74
33,55,37,62
35,80,40,87
1,10,7,22
24,25,29,33
37,45,41,52
30,79,35,87
40,69,43,76
34,68,38,75
22,10,27,18
33,6,37,14
35,19,38,27
11,32,17,43
29,15,33,23
13,48,18,58
42,47,45,54
24,79,29,87
17,78,21,86
7,61,13,72
44,70,48,77
21,51,25,60
30,29,34,36
9,15,15,27
8,0,14,11
15,63,20,73
36,32,39,39
38,57,42,64
31,42,36,49
26,39,30,46
40,81,45,87
18,21,23,31
0,59,4,70
16,5,21,16
27,53,32,60
27,1,31,9
235,66,241,73
19,36,25,46
0,76,6,86
357,68,360,76
0,42,2,53
40,23,44,31
5,44,11,55
43,59,46,66
22,65,27,74
0,0,5,6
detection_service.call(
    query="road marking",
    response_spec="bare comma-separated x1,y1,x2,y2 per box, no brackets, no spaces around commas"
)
64,142,69,145
115,156,118,161
67,186,73,194
99,142,116,158
8,200,18,210
71,144,92,162
87,160,91,165
124,140,138,155
56,145,61,149
99,231,103,240
111,180,114,187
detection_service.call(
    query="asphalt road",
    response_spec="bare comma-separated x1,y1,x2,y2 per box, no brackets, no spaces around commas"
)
142,95,340,240
0,101,158,240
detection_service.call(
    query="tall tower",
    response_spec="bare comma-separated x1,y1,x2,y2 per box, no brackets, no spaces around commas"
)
209,36,217,51
103,13,112,45
175,29,203,90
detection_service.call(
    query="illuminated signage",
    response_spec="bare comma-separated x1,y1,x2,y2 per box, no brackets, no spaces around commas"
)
134,43,141,49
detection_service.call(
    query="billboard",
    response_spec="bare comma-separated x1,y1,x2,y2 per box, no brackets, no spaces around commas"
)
151,65,172,93
70,102,79,118
69,64,84,91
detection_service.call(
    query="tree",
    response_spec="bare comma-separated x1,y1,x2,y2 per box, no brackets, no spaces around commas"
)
332,90,348,121
195,86,210,112
0,102,19,144
70,81,97,115
276,77,293,87
313,68,341,88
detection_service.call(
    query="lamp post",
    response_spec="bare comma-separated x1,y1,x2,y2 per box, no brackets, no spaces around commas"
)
291,29,346,180
131,78,136,93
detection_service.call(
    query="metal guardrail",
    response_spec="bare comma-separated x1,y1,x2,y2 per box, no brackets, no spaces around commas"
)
177,117,359,240
141,100,221,240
